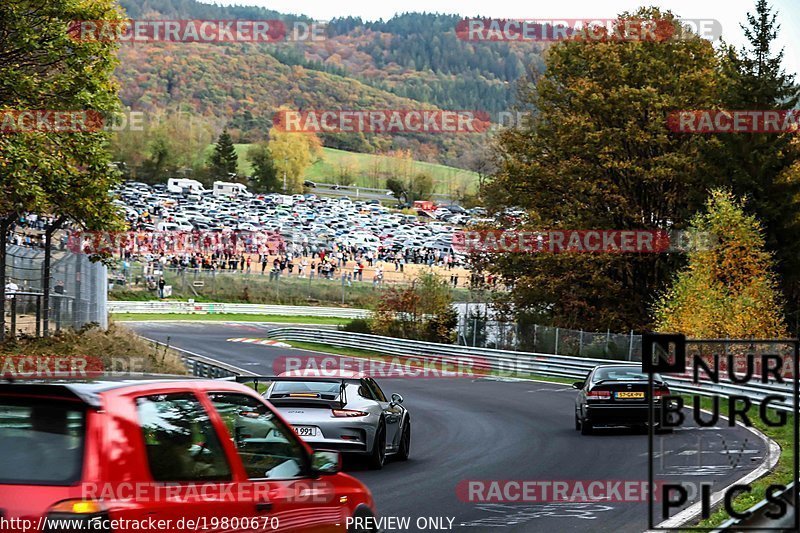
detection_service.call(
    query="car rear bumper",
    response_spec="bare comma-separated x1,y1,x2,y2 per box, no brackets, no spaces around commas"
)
304,437,370,454
585,403,669,425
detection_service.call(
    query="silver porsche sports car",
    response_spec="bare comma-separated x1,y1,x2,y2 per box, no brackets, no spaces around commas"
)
237,370,411,469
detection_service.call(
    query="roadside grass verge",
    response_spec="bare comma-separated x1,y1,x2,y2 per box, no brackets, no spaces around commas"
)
1,322,186,375
691,395,794,528
113,313,350,325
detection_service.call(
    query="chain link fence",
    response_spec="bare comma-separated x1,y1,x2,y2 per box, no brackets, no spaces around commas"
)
4,243,107,338
107,261,471,308
456,311,642,360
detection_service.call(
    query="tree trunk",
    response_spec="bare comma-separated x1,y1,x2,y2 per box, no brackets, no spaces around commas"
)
42,216,67,337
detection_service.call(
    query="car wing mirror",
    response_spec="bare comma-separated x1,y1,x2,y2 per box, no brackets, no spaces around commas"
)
311,450,341,475
390,393,404,406
571,381,584,389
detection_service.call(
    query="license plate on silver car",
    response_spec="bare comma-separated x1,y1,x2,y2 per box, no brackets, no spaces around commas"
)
294,426,318,437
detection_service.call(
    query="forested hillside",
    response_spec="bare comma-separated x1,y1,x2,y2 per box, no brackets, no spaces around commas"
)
114,0,543,168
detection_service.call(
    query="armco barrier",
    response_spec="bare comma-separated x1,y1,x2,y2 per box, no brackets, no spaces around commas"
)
263,328,798,413
109,300,368,318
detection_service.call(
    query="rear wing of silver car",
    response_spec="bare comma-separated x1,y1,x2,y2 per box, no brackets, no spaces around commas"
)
234,375,349,409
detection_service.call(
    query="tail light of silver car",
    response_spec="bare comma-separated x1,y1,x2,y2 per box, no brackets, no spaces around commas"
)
332,409,368,417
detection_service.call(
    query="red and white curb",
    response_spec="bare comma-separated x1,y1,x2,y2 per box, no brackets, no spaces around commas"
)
227,337,292,348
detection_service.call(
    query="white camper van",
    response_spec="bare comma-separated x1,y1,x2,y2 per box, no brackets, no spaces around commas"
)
213,181,251,198
166,178,205,195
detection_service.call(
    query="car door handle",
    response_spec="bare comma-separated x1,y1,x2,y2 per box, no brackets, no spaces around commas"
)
255,502,273,513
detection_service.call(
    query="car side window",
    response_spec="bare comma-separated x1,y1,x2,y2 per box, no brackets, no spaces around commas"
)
358,380,376,400
367,379,387,402
135,393,231,482
209,393,308,480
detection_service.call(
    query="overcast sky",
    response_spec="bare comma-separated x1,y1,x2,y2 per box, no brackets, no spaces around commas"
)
211,0,800,75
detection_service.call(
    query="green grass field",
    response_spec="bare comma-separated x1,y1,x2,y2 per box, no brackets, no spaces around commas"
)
206,144,479,195
304,147,479,195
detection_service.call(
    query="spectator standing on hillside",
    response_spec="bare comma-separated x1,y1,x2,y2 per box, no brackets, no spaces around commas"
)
158,277,166,299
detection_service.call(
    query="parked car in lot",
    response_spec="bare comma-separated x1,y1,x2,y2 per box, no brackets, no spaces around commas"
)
251,370,411,470
113,179,492,268
573,364,673,435
0,378,378,532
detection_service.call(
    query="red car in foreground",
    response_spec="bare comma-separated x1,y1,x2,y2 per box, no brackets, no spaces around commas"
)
0,378,378,532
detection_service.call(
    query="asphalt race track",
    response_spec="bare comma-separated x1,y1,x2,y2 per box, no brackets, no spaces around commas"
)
128,321,770,533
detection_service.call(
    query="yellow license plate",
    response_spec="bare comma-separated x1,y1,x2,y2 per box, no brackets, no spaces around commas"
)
616,391,645,399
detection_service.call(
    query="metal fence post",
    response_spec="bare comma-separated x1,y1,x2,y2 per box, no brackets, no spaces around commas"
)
533,324,537,352
554,327,559,355
35,295,41,337
628,330,634,360
55,297,62,332
579,329,583,356
72,254,82,329
10,296,16,339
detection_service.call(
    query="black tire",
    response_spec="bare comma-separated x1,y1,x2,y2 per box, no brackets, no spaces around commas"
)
397,420,411,461
580,419,593,435
574,412,581,431
368,422,386,470
348,506,377,533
